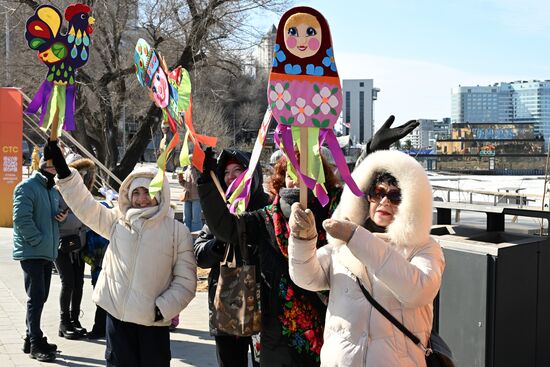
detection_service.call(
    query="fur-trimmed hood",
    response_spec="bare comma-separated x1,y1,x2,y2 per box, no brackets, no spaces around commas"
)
68,157,96,190
332,150,432,248
117,166,171,220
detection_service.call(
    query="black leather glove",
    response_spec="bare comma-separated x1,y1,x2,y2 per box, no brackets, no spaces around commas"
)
199,147,218,183
368,115,419,153
154,306,164,321
45,140,71,179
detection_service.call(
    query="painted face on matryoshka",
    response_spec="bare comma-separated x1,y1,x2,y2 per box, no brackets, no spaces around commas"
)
284,13,322,58
151,68,170,108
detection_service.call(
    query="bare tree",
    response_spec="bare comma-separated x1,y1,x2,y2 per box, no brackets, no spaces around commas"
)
6,0,290,187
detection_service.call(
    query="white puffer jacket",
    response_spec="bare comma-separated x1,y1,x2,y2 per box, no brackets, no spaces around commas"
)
289,150,445,366
56,166,197,326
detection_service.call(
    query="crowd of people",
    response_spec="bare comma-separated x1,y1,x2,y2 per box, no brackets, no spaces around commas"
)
11,115,446,366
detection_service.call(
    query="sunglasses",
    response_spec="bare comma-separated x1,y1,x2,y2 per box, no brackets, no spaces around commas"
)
368,187,402,205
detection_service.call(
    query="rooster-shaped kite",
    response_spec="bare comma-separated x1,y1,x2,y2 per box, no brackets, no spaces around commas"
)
268,6,363,206
25,3,95,137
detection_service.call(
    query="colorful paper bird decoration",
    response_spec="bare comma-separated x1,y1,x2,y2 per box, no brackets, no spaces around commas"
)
268,6,363,206
25,3,95,137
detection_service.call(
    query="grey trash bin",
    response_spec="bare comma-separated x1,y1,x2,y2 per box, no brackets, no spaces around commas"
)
431,225,550,367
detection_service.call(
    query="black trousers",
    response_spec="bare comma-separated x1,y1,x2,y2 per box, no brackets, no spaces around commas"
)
215,335,260,367
54,250,84,320
20,259,53,345
91,270,106,333
105,313,170,367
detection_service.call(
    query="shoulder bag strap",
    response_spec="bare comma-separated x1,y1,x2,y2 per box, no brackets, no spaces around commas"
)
356,278,433,356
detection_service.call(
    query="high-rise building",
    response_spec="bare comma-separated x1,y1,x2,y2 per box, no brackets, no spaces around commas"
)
451,80,550,147
255,25,277,76
409,118,450,149
342,79,379,145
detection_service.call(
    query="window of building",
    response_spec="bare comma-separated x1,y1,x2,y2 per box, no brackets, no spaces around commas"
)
359,82,364,87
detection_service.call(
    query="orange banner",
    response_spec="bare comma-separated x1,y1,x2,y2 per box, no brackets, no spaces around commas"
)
0,88,23,227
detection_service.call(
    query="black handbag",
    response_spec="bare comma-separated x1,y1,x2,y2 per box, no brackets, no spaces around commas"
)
357,279,455,367
59,234,83,254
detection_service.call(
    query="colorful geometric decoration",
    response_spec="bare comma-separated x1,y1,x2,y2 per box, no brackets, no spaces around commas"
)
25,3,95,136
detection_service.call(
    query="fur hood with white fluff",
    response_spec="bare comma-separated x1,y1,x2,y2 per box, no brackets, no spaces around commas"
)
331,150,433,248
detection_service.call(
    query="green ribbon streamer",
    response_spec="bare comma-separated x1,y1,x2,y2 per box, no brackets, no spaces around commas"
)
42,84,66,136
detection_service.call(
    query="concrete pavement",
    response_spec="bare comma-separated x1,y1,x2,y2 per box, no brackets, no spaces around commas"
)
0,227,218,367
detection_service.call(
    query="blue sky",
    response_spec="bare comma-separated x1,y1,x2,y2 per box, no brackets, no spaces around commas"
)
254,0,550,129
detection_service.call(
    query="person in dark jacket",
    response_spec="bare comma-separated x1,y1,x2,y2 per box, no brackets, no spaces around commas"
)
197,116,418,366
55,154,96,340
194,149,270,367
13,157,66,362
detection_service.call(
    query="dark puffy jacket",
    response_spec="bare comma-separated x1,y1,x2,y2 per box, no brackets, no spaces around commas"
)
13,171,61,261
194,149,270,336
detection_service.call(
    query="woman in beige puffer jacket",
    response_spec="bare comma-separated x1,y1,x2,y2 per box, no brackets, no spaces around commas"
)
288,150,445,367
55,162,196,366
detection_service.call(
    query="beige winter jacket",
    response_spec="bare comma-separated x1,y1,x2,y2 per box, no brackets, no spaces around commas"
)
289,150,445,366
56,166,197,326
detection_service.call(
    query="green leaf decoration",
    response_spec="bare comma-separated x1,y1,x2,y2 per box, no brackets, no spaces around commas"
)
30,38,46,49
313,84,320,93
330,108,337,116
280,116,287,124
285,103,291,111
56,69,61,76
312,118,321,127
52,43,67,59
68,66,72,71
284,82,289,90
285,301,293,308
51,65,56,72
47,73,54,82
271,101,277,109
321,119,330,128
69,76,75,84
331,87,338,95
63,71,68,78
314,107,321,115
270,84,276,91
60,63,64,70
287,117,295,124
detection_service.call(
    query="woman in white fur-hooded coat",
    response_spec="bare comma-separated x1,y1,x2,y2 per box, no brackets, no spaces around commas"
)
288,150,445,367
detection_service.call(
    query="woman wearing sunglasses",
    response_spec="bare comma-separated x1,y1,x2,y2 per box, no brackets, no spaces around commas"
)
288,150,445,366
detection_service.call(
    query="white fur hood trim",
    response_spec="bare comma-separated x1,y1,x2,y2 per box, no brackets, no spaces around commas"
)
332,150,432,248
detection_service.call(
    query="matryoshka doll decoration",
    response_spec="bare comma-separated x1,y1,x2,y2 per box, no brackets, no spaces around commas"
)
268,6,362,206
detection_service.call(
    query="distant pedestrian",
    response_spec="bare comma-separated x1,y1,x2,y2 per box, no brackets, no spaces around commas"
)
13,156,66,362
47,140,197,367
178,161,203,232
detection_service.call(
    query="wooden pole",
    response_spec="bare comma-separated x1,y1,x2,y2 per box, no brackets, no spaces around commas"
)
210,171,226,201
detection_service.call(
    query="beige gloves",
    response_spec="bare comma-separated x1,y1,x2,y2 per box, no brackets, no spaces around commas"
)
289,202,317,240
322,218,359,243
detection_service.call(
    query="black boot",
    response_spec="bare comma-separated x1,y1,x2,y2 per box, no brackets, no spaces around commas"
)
59,314,82,340
30,338,56,362
71,310,87,335
23,336,57,354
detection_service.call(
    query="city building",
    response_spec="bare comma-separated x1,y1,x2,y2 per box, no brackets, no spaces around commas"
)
255,25,277,76
435,122,545,173
451,80,550,147
342,79,380,145
408,118,451,149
